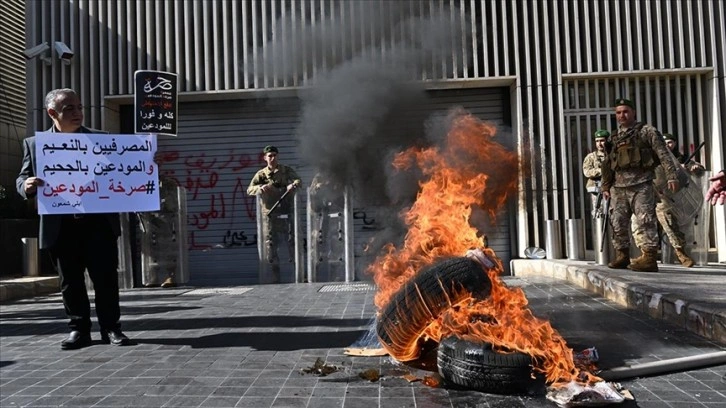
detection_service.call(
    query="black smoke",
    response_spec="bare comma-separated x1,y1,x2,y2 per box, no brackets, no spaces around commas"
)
251,0,471,254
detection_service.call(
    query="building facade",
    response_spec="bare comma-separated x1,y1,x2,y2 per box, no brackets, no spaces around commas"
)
22,0,726,285
1,0,26,188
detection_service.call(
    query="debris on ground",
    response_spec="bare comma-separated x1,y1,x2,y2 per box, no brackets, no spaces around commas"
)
344,347,388,356
402,373,419,382
358,368,380,382
546,381,631,407
301,358,340,376
574,347,600,368
422,373,442,387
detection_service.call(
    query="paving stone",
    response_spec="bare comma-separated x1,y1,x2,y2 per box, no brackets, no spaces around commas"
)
2,276,725,408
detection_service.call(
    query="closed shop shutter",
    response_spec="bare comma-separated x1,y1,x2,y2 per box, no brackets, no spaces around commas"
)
158,87,510,286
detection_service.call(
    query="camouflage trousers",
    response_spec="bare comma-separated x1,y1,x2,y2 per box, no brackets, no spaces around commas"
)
609,182,658,250
263,215,294,264
632,199,686,248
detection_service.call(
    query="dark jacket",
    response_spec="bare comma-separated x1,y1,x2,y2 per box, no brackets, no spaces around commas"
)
15,126,121,249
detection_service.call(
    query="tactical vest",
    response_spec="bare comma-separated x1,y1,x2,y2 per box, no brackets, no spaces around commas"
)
608,123,660,170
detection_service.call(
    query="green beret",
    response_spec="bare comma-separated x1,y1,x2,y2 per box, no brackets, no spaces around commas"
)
614,98,635,109
263,145,278,154
593,129,610,139
662,133,676,141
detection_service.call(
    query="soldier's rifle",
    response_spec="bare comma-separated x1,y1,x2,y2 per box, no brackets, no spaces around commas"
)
599,197,610,253
266,186,294,217
593,182,604,218
683,141,706,166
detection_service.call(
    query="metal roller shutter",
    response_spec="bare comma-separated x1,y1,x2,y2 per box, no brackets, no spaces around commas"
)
158,87,509,286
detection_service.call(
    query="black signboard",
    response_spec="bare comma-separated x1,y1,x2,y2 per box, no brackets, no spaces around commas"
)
134,70,178,136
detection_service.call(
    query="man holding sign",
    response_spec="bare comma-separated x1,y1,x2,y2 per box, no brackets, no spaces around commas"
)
16,88,131,350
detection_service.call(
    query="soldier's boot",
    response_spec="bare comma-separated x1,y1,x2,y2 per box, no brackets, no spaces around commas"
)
628,247,658,272
674,247,694,267
607,248,630,269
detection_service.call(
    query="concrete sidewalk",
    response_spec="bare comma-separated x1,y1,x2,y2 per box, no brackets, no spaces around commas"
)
2,276,725,408
512,259,726,345
4,259,725,346
0,276,59,303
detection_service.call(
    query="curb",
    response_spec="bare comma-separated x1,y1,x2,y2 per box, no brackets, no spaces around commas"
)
511,259,726,345
0,277,59,303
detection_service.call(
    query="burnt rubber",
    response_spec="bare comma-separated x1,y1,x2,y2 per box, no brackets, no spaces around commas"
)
376,257,491,361
437,336,537,395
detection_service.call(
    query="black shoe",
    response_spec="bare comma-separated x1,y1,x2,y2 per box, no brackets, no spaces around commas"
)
100,329,131,346
61,331,92,350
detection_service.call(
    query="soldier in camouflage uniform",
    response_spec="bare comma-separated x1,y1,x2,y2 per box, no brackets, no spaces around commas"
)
583,129,609,214
247,145,301,282
601,98,680,272
651,133,704,266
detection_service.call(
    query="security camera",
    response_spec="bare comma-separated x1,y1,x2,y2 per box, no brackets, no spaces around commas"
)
23,42,50,59
54,41,74,64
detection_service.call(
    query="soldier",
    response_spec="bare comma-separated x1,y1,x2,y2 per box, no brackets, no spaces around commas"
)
247,145,301,283
663,133,705,173
582,129,609,213
601,98,680,272
654,133,705,267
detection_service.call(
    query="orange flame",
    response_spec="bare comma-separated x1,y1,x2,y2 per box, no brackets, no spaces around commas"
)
368,110,598,386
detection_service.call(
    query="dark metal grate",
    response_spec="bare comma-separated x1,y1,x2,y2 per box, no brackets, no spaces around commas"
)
180,287,254,296
318,283,377,293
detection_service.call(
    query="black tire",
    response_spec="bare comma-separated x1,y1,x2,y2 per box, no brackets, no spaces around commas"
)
437,336,538,395
376,257,491,361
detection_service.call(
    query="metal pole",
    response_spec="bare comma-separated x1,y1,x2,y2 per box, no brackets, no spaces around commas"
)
566,219,585,260
599,351,726,381
545,220,563,259
21,237,39,277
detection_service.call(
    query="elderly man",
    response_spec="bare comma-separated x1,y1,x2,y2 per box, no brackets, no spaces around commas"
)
16,88,130,349
601,98,679,272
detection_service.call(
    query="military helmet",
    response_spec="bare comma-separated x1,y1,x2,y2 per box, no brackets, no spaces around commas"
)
662,133,677,141
263,145,279,154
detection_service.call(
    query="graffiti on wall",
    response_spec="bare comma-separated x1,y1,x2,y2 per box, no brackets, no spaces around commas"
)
157,150,258,251
157,150,381,252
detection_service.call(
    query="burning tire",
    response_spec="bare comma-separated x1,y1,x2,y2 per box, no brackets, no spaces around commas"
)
376,257,491,361
437,336,538,395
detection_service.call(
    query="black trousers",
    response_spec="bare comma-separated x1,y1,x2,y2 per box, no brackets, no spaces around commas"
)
49,215,121,334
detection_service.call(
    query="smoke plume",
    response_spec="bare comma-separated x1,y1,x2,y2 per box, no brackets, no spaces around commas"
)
252,0,476,253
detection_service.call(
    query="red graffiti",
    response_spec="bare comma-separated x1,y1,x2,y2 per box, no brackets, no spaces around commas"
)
160,150,259,250
188,231,212,251
231,178,257,221
188,193,226,230
155,151,179,164
185,171,219,200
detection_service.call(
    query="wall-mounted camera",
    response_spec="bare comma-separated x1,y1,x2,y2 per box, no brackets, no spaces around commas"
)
54,41,74,65
23,42,50,59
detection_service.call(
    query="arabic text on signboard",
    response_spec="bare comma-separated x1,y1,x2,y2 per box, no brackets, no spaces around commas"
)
36,132,160,214
134,70,178,136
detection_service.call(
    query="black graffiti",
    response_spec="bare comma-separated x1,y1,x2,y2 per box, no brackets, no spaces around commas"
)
353,211,376,226
222,230,257,247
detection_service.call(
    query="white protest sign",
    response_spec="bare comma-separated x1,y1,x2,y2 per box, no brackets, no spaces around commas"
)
36,132,160,215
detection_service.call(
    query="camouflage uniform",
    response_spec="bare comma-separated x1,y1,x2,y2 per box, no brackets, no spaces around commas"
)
582,151,606,192
601,123,678,255
247,164,301,280
583,150,607,218
633,141,704,266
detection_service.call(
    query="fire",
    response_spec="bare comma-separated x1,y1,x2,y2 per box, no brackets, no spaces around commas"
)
368,110,599,386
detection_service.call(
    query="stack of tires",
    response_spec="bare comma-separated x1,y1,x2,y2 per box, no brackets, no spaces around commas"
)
376,256,539,395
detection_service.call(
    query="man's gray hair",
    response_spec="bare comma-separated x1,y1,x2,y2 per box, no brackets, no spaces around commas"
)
45,88,77,110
